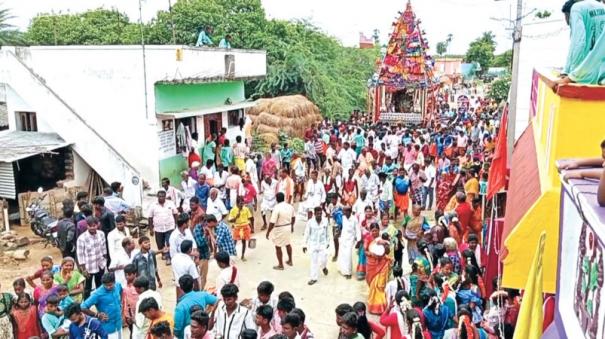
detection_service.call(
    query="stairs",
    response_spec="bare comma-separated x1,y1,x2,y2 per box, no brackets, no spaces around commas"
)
0,49,143,205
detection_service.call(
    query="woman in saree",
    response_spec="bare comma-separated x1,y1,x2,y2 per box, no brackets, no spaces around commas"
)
33,270,59,319
402,205,424,261
436,170,456,212
356,206,376,280
365,223,392,315
53,256,85,302
0,282,14,338
342,168,359,206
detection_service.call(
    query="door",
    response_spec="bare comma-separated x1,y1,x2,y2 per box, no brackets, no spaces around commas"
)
203,113,222,140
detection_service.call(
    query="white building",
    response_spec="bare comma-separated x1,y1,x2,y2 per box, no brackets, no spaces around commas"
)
0,45,266,207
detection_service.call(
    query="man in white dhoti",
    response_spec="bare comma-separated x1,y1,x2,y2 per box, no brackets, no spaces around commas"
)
299,170,326,219
266,192,296,270
338,206,361,279
303,206,330,285
338,142,357,176
260,175,278,230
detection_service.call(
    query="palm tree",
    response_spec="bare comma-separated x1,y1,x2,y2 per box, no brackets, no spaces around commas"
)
0,7,23,46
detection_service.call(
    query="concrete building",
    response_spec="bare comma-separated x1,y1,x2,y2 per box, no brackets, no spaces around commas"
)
0,45,266,208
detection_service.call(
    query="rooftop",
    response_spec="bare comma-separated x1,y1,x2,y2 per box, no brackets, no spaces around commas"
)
0,131,70,162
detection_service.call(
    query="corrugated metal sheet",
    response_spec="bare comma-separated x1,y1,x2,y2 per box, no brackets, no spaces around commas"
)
503,122,541,241
0,162,15,199
0,131,69,162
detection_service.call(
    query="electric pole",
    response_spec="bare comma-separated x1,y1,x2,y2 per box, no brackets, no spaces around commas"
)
507,0,523,156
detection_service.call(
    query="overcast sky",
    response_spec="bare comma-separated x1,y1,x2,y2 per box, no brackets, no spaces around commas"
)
3,0,565,55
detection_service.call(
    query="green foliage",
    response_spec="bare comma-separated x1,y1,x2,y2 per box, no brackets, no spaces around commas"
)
436,41,447,56
251,132,269,153
493,49,512,70
465,31,497,75
25,9,142,45
535,10,552,19
487,76,511,103
289,137,305,154
24,0,378,119
0,8,25,46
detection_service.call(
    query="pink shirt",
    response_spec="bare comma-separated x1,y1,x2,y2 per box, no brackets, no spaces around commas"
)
403,149,417,165
258,326,278,339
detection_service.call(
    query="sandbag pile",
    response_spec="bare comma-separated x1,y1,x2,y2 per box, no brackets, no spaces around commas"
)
248,95,323,145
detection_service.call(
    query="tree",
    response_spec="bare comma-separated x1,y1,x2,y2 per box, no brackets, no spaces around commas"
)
436,41,447,56
0,8,24,46
465,31,496,74
25,9,141,45
487,76,511,102
24,0,378,118
493,49,513,70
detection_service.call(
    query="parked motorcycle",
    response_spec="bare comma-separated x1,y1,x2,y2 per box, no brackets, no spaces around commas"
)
124,206,148,238
26,188,59,248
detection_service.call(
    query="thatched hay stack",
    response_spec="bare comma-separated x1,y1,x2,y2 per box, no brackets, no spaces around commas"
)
250,95,322,144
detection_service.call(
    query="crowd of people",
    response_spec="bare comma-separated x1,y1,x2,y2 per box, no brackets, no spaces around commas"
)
0,91,524,339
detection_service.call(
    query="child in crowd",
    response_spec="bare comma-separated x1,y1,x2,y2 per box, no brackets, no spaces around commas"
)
123,264,140,335
56,284,75,310
41,295,69,338
12,293,41,339
26,256,59,288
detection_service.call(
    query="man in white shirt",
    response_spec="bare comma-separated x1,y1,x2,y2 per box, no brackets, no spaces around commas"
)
132,276,163,339
213,164,230,201
180,172,197,213
109,236,138,287
352,190,373,218
107,215,130,266
423,158,437,210
161,177,184,210
172,240,200,298
337,142,357,175
260,176,278,230
457,131,468,149
215,251,240,293
337,207,361,279
300,170,326,218
147,190,178,264
168,213,197,259
303,207,330,285
206,188,228,222
213,284,255,339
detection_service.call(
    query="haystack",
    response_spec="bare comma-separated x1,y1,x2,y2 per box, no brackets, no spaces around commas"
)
249,95,322,144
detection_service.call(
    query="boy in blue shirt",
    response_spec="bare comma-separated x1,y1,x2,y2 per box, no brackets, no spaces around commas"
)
65,302,107,339
42,295,69,338
81,273,122,337
57,284,75,310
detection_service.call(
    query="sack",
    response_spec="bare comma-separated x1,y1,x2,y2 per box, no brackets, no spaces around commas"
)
332,207,343,227
395,178,410,194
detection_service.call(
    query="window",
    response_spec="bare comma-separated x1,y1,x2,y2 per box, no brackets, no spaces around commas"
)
228,109,242,127
17,112,37,131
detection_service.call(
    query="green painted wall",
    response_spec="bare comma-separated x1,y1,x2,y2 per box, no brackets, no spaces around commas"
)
155,81,245,113
159,155,189,188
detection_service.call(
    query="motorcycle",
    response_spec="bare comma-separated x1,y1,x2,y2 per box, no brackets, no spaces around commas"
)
26,188,59,248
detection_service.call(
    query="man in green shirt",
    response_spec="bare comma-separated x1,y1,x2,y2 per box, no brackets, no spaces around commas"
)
195,26,214,47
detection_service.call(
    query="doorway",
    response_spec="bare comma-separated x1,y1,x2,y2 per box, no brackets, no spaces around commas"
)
203,113,222,140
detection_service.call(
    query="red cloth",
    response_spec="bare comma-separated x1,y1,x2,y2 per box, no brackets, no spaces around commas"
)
484,218,503,297
543,294,555,331
379,311,404,339
188,152,201,168
455,202,473,235
243,183,257,204
486,107,508,200
369,320,386,339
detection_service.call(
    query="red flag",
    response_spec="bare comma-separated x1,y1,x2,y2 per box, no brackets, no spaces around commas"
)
486,106,508,200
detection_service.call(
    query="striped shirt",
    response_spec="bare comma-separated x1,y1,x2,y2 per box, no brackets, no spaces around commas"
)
76,231,107,274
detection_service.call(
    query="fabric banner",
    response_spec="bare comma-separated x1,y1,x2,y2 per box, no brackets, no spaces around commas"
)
513,231,546,339
486,106,508,200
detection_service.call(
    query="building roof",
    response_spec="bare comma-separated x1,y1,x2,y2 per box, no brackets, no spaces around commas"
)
503,122,541,242
0,131,70,162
